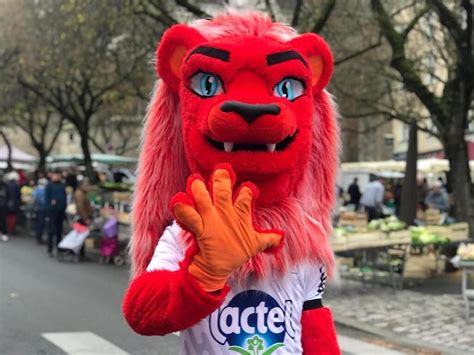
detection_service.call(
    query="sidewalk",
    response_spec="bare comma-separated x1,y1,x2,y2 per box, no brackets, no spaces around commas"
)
326,278,473,354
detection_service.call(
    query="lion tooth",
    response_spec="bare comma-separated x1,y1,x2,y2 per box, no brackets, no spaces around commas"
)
224,142,234,152
266,144,276,152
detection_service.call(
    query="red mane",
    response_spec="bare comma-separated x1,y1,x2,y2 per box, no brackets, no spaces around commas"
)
130,12,340,279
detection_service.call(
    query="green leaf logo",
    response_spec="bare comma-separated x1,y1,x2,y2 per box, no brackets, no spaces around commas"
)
228,335,285,355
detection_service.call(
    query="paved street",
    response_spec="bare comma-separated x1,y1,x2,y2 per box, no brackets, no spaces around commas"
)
326,279,474,354
1,234,420,354
0,235,179,355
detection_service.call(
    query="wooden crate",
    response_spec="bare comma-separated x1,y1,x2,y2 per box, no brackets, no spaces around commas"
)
404,253,440,278
387,230,412,245
331,235,348,252
425,223,469,242
450,222,469,242
345,231,385,249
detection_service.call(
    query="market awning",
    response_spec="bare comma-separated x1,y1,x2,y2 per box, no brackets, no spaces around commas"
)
341,159,474,174
0,145,37,163
47,153,137,165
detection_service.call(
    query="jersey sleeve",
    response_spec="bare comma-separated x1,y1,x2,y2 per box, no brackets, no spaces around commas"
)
302,264,327,301
146,222,185,272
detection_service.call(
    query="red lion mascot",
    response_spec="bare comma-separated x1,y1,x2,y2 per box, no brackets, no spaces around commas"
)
123,11,340,355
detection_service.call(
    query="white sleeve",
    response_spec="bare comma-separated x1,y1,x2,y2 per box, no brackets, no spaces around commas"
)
146,222,186,272
302,264,327,301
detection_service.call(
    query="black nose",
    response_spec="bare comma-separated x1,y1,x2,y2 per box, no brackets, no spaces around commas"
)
220,101,280,124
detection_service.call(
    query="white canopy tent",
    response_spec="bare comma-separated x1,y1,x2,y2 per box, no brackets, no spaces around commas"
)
0,145,37,170
339,158,474,192
341,158,474,174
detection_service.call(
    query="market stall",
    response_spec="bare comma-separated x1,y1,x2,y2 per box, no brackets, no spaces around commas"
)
333,210,470,288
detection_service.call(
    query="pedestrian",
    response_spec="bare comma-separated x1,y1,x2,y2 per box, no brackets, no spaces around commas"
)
6,171,21,235
45,170,67,256
417,177,429,211
360,175,385,221
393,179,402,217
32,178,48,244
425,181,449,213
347,177,361,208
74,178,93,258
74,178,93,225
0,171,9,241
65,168,78,192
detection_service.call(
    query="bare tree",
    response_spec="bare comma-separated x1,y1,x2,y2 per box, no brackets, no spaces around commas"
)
370,0,473,233
3,0,151,180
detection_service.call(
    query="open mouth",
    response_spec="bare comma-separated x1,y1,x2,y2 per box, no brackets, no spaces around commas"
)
206,131,298,153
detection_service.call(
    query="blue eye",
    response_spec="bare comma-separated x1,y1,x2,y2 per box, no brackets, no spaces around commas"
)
273,78,304,100
190,72,224,97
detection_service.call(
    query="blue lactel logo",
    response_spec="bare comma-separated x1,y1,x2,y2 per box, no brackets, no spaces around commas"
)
209,290,295,354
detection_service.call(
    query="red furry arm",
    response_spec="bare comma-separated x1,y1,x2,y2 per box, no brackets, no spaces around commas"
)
123,267,229,335
301,306,340,355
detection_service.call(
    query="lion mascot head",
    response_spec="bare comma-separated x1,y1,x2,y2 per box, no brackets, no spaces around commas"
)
130,11,339,281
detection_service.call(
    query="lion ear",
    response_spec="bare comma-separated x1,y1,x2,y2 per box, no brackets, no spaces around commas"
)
289,33,333,93
156,24,206,93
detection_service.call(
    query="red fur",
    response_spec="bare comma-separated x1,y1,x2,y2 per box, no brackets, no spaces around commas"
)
122,266,229,336
130,12,339,281
289,33,334,93
301,307,340,354
156,24,205,93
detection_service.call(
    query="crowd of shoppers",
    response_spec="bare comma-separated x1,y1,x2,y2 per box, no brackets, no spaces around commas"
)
343,174,453,222
0,168,91,257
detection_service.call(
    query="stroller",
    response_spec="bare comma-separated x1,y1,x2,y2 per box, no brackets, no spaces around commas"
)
98,216,125,266
57,222,90,263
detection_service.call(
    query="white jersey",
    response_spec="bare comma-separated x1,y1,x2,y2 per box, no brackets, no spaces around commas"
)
147,223,327,355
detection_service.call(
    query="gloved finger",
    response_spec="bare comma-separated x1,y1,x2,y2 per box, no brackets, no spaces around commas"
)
172,201,204,236
256,230,283,253
234,182,258,218
211,164,235,209
187,175,213,216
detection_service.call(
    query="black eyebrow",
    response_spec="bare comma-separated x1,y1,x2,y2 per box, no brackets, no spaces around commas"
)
267,51,308,68
186,46,230,62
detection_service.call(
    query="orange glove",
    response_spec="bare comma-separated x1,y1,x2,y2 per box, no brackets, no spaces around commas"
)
170,164,283,292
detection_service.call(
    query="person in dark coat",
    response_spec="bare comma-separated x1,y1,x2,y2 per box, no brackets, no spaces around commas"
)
45,170,67,256
32,178,48,244
6,171,21,235
347,178,362,208
0,171,9,241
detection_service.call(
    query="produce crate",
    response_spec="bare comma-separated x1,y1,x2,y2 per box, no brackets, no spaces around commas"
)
345,231,385,249
425,222,469,243
339,212,368,229
450,222,469,242
404,253,440,278
386,230,412,245
424,208,442,225
331,235,348,252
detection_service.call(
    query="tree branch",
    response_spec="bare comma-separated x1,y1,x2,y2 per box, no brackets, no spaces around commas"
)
429,0,463,47
264,0,276,21
370,0,446,130
175,0,210,18
335,38,381,66
402,6,430,39
291,0,303,27
88,134,107,154
311,0,336,34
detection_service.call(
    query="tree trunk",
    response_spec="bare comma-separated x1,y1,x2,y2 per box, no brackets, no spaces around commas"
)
37,152,47,175
0,130,13,171
445,138,473,238
79,130,95,182
400,120,418,225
